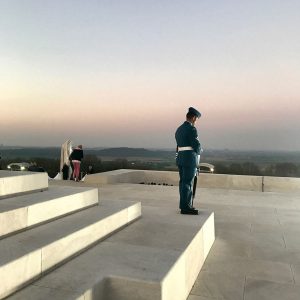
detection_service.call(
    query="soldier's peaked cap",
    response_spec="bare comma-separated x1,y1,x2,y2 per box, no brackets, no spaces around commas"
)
188,107,201,118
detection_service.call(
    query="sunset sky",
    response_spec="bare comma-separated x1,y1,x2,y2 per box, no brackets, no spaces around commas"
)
1,0,299,150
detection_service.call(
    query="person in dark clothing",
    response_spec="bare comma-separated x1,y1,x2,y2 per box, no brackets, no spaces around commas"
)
69,145,84,182
175,107,202,215
87,165,94,174
62,163,70,180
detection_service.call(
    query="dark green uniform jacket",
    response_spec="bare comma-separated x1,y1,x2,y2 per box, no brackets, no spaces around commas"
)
175,121,201,167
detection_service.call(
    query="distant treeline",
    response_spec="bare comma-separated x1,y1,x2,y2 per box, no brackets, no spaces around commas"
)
0,147,173,159
213,162,300,177
0,156,299,178
1,147,299,178
0,155,172,178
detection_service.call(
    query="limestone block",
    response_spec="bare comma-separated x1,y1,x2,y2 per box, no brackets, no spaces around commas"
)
85,169,134,184
264,176,300,193
185,229,205,294
202,213,215,258
161,252,186,300
0,171,48,198
199,174,262,191
27,187,98,226
127,201,142,222
0,187,99,238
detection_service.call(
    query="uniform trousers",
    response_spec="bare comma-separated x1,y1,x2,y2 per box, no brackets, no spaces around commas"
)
178,165,197,210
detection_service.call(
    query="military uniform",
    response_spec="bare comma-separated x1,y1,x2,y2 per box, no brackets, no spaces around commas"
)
175,107,201,213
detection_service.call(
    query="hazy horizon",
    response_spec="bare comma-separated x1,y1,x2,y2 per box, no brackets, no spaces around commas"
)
1,0,300,151
1,143,300,153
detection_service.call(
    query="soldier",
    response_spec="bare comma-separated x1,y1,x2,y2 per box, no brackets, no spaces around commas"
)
175,107,202,215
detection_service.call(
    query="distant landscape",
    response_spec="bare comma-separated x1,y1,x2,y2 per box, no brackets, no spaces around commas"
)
0,146,299,178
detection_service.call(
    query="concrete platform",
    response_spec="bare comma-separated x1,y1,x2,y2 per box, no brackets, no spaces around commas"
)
0,186,98,238
0,171,48,198
48,180,300,300
0,199,141,299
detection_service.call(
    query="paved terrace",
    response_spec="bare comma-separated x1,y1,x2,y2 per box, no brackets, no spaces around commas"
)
52,172,300,300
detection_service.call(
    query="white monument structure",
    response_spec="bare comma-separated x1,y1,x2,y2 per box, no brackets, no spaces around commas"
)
59,139,73,179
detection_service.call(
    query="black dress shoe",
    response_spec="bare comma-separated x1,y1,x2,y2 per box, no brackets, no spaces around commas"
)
181,209,198,215
180,206,196,210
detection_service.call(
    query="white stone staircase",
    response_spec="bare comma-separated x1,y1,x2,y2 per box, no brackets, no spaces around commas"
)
0,171,141,299
1,170,214,300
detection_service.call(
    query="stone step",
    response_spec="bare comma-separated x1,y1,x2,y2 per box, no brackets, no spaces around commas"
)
0,171,48,199
6,208,214,300
0,199,141,299
0,186,99,238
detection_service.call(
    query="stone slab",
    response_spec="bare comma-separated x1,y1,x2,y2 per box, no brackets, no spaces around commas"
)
202,252,294,284
0,199,141,299
264,176,300,193
244,278,300,300
0,186,98,237
0,171,48,198
198,173,262,191
7,210,214,300
191,271,245,300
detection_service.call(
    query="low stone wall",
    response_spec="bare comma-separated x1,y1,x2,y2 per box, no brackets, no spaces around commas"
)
198,173,262,192
85,170,179,186
263,176,300,193
86,169,300,193
0,170,48,198
85,170,261,191
85,170,143,184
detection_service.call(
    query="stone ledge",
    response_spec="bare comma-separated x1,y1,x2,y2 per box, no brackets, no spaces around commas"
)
0,186,99,238
0,171,48,198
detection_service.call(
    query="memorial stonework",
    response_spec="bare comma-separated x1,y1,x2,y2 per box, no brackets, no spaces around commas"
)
0,170,215,300
0,171,142,299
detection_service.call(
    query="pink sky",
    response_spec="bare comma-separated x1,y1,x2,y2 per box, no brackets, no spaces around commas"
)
1,0,300,150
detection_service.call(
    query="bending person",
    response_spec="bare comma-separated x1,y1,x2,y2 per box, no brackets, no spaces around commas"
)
69,145,84,182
